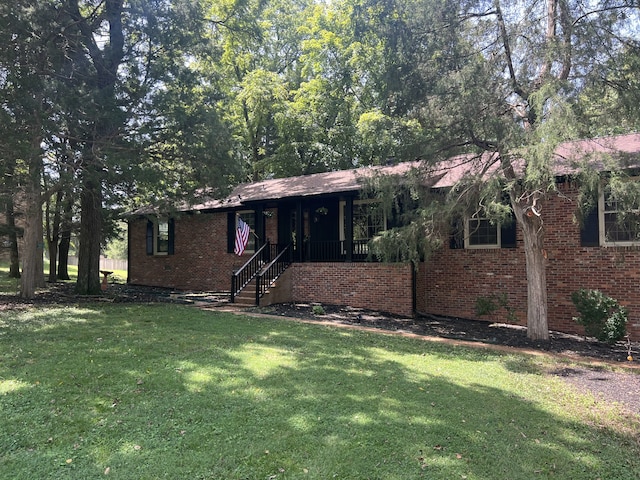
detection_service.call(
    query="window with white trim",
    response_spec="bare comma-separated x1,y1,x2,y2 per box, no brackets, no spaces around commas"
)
600,183,640,245
155,219,170,254
339,199,387,244
465,215,500,249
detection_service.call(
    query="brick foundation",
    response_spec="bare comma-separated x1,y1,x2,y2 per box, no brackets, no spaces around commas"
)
291,262,414,317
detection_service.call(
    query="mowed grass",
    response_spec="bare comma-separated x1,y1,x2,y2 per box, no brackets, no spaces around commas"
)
0,263,127,295
1,301,639,480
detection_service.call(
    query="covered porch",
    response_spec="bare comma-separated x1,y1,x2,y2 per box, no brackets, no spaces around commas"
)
248,194,388,263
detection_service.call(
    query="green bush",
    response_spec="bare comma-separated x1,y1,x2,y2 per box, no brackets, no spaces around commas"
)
475,293,518,323
312,304,325,315
571,289,628,344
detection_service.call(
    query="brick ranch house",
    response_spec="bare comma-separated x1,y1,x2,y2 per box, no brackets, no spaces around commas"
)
128,133,640,341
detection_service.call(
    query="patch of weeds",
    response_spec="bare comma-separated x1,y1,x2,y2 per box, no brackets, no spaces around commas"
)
475,293,517,323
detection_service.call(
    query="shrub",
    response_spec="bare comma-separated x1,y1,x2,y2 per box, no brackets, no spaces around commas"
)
312,305,325,315
475,293,518,323
475,295,499,316
571,289,628,344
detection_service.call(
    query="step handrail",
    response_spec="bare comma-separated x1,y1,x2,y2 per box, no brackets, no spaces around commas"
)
255,243,292,304
230,241,270,303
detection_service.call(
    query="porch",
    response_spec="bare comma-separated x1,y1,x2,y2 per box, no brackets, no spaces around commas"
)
230,194,398,307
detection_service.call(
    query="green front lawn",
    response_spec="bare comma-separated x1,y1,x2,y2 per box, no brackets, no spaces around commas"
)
1,303,638,479
0,263,127,294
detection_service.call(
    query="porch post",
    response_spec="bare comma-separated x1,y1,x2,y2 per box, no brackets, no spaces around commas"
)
345,196,353,262
255,204,265,249
296,201,303,262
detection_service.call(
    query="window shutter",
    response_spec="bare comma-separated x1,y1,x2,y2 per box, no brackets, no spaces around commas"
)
580,207,600,247
168,218,175,255
146,220,153,255
500,216,517,248
227,212,236,253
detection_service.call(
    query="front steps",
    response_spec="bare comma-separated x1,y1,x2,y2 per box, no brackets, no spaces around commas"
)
232,267,293,307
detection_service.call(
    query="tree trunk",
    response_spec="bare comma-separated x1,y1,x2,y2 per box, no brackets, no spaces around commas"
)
20,185,44,298
57,194,73,280
35,214,45,288
76,176,102,295
513,201,550,341
58,230,71,281
6,196,20,278
47,241,58,283
57,236,71,280
46,191,63,283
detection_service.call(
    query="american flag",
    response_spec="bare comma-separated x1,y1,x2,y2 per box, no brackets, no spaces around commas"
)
234,217,251,256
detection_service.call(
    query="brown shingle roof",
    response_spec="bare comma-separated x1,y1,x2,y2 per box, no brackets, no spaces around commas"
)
190,162,421,210
186,133,640,212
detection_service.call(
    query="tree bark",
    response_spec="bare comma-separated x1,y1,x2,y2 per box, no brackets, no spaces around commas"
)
57,195,73,280
20,176,45,298
46,191,63,283
513,199,550,341
5,196,20,278
35,212,45,288
76,175,102,295
57,233,71,280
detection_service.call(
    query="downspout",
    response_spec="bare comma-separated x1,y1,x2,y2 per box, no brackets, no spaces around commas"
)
411,263,416,317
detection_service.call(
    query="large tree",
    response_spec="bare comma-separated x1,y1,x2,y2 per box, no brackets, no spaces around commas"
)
361,0,640,340
1,0,239,297
57,0,238,294
0,1,68,297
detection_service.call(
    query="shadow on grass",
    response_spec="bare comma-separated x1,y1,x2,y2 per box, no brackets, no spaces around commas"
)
0,304,638,479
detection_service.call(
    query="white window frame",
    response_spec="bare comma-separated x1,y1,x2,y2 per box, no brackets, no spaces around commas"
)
154,218,169,255
599,182,640,246
339,199,387,243
464,215,501,249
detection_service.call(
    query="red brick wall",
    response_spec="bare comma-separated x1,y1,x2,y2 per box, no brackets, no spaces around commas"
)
291,262,414,317
129,213,235,291
129,212,415,317
265,209,279,244
418,182,640,341
547,182,640,340
418,242,528,324
128,211,279,291
129,190,640,341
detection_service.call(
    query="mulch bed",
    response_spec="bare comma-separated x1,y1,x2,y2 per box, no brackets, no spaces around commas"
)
253,302,639,364
2,282,639,415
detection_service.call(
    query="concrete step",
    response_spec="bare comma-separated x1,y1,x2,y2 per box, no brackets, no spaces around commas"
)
233,274,281,306
234,294,257,306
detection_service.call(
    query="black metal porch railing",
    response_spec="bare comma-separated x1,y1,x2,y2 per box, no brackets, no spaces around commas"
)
231,239,375,303
230,241,274,303
304,240,372,262
255,243,293,304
